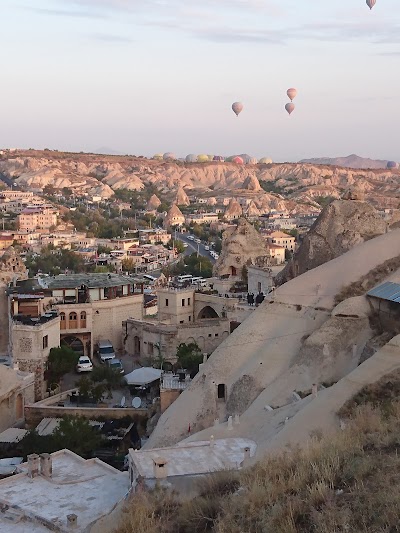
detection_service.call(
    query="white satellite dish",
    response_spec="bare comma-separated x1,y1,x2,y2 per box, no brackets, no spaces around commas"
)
132,397,142,409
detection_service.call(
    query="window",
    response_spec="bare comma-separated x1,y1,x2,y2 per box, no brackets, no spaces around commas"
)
188,316,191,322
217,384,226,400
208,333,212,337
180,320,184,324
60,313,65,321
182,299,185,307
165,299,169,307
69,312,77,321
80,311,86,320
148,342,154,355
215,333,219,337
42,335,48,349
188,298,191,306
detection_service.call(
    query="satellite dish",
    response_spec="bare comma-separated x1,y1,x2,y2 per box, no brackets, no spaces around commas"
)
132,397,142,409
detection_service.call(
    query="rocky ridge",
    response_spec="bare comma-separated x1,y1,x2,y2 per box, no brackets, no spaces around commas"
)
1,150,400,211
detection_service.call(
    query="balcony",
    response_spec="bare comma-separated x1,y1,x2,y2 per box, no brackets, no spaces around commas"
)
13,311,59,327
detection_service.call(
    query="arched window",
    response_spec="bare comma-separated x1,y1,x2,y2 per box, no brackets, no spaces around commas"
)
80,311,87,328
60,312,65,320
69,312,77,321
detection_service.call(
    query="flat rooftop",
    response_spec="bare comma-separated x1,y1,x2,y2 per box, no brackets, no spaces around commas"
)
37,273,142,290
130,438,257,478
0,449,129,532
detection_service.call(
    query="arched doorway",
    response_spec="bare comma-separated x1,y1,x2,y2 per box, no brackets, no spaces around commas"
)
16,393,24,419
133,336,141,356
61,336,84,356
198,306,219,320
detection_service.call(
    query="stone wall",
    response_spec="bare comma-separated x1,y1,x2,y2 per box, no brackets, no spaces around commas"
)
25,404,152,427
0,284,9,355
92,294,143,353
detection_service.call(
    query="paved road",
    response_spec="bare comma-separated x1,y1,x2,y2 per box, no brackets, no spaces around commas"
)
175,232,216,264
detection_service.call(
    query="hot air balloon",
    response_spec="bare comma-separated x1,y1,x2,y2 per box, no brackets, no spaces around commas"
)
232,102,243,117
387,161,398,169
153,153,163,160
163,152,176,161
232,156,244,164
259,157,272,164
248,157,258,165
240,154,253,164
213,155,225,162
285,103,295,115
185,154,197,163
366,0,376,10
287,88,297,102
197,154,209,163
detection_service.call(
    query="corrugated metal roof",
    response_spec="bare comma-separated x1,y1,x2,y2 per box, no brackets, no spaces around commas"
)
0,428,28,443
367,281,400,302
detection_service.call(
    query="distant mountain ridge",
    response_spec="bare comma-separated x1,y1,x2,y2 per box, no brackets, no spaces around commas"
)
300,154,391,169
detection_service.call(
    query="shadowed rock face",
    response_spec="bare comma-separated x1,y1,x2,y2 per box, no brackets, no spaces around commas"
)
276,200,387,284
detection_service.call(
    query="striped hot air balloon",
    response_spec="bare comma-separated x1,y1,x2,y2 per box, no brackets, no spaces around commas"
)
366,0,376,10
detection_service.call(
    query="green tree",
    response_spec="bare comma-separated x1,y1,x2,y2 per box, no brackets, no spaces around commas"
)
184,253,213,278
53,416,102,457
176,342,203,376
47,346,79,383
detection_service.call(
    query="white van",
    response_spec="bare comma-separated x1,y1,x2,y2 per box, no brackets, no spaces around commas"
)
97,340,116,363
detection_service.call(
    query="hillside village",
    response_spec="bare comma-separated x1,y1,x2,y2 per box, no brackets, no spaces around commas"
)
1,152,400,530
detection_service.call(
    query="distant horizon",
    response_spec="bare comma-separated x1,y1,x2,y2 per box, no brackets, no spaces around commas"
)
0,145,395,165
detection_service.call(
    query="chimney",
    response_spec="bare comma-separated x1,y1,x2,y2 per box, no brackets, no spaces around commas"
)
153,457,168,480
240,447,251,468
40,453,52,478
27,454,40,478
312,383,318,398
66,514,78,530
209,435,215,448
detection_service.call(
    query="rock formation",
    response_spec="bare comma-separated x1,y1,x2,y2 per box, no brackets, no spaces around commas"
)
147,194,161,211
276,200,387,284
246,200,261,218
224,198,243,220
175,186,190,206
213,218,270,278
1,150,399,209
164,204,185,228
242,175,262,192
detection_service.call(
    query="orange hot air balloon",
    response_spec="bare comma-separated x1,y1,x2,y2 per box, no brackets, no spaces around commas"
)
287,88,297,101
285,103,295,115
232,102,243,117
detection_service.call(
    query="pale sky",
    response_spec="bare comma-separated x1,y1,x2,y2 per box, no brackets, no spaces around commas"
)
2,0,400,161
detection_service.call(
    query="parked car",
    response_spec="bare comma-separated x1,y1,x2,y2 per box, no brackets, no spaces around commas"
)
106,358,124,374
97,340,116,363
76,356,93,373
204,245,210,251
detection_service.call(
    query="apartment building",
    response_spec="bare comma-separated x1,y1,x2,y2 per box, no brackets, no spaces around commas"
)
17,206,58,231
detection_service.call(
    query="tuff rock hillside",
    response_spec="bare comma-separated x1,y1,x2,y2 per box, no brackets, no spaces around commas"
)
213,218,270,278
277,199,388,283
1,150,400,210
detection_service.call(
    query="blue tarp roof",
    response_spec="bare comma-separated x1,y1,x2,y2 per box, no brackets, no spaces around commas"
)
367,282,400,302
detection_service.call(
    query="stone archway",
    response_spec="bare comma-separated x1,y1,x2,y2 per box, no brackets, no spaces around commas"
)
61,336,84,356
197,306,219,320
16,393,24,420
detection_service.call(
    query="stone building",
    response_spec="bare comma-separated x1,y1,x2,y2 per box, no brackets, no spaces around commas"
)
17,206,58,231
0,247,28,356
213,218,270,279
10,312,60,400
247,265,274,296
10,273,144,358
0,364,35,432
124,288,236,362
266,231,295,252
